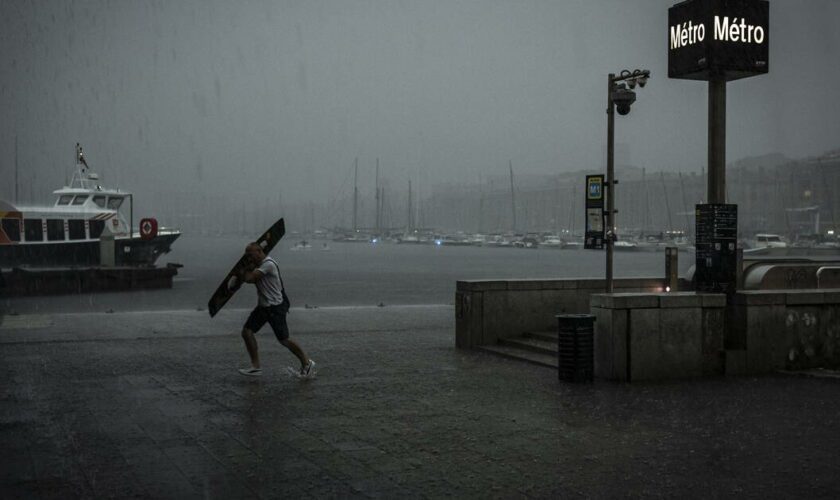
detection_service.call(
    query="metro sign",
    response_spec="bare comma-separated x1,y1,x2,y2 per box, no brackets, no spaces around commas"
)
668,0,769,81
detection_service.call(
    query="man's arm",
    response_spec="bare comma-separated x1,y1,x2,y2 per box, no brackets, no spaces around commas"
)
240,268,264,283
235,260,264,284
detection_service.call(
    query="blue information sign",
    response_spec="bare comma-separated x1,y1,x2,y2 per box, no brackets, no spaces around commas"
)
585,175,605,250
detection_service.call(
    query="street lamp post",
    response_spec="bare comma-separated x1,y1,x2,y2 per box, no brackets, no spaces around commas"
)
606,69,650,293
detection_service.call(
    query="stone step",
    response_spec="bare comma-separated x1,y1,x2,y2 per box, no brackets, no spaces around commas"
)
477,343,558,369
523,330,559,343
499,336,558,355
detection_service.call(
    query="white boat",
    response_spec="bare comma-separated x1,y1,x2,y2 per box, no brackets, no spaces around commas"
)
613,239,639,251
397,232,425,244
0,144,179,268
747,233,788,249
289,240,313,251
541,236,564,248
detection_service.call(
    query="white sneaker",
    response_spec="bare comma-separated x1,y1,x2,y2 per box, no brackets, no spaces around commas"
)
238,367,262,377
301,360,316,378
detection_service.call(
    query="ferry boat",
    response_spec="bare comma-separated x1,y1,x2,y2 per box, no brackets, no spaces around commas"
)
0,144,179,268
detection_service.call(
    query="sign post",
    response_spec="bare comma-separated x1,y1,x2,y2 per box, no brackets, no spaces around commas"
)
668,0,769,203
695,203,738,293
668,0,768,291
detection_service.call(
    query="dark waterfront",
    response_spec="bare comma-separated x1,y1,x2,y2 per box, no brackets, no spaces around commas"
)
3,236,692,315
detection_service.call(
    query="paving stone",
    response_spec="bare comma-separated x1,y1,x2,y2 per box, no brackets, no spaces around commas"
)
2,307,840,497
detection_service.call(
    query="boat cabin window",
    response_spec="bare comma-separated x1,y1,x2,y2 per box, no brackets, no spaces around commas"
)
24,219,43,242
89,219,105,239
757,236,767,243
57,195,73,205
72,195,89,205
68,220,86,240
1,218,21,242
92,195,106,208
107,197,123,210
767,236,781,243
46,219,65,241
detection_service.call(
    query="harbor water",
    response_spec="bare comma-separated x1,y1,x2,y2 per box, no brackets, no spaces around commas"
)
2,235,693,315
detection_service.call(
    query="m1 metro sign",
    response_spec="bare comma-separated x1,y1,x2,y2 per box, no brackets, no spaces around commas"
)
668,0,768,81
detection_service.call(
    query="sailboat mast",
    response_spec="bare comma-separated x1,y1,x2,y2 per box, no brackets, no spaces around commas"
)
375,158,380,232
509,160,516,231
660,172,674,231
679,172,692,238
14,135,19,203
381,188,386,229
478,173,484,233
554,176,560,235
642,168,649,230
353,157,358,231
407,179,413,231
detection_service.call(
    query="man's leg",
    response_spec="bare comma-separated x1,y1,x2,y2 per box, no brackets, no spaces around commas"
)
269,308,310,370
241,328,260,368
279,338,308,369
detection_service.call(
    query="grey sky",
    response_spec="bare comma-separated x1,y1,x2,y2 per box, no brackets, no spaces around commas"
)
2,0,838,205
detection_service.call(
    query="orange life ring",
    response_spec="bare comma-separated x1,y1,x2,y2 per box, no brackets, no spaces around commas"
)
139,218,158,240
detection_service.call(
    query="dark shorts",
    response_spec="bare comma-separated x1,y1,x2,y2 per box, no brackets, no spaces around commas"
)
244,305,289,341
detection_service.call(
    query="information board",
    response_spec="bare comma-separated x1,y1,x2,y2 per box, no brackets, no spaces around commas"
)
584,175,605,250
695,203,738,293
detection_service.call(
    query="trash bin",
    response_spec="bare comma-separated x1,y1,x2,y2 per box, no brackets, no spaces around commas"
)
556,314,595,383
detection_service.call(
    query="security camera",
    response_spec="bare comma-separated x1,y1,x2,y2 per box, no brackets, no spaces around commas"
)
611,85,636,116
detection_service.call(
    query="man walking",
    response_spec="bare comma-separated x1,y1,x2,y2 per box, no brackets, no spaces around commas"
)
233,242,315,378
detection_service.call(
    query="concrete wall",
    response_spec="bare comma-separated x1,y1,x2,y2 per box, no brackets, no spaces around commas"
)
731,289,840,374
742,263,840,290
590,293,726,382
454,276,840,380
455,277,679,348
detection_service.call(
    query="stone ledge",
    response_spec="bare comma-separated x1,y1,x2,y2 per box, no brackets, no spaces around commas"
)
456,280,509,291
659,292,704,308
785,290,826,305
733,289,840,306
457,277,666,293
591,292,727,310
733,291,786,305
592,293,659,309
823,289,840,304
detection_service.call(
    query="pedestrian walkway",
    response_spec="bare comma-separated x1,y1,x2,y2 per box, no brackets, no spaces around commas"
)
1,306,839,498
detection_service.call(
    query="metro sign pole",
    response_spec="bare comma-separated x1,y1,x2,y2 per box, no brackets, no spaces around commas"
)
708,78,726,203
668,0,768,293
668,0,769,203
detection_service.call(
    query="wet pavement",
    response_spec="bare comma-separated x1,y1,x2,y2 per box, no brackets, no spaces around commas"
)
2,305,840,498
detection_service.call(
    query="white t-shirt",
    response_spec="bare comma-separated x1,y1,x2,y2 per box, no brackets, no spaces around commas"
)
255,257,284,307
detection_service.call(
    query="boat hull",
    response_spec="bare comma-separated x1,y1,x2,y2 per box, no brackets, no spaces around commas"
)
0,232,179,268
